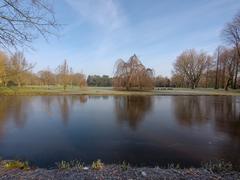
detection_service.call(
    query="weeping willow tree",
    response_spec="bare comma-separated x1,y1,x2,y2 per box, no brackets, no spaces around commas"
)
113,54,154,90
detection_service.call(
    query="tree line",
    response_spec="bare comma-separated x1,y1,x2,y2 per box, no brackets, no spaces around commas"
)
112,12,240,91
0,51,86,90
170,12,240,90
0,0,239,91
87,75,112,87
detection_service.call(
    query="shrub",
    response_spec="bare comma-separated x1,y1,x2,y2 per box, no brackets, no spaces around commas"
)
70,160,84,170
56,161,71,170
4,160,30,170
120,161,130,171
91,159,104,170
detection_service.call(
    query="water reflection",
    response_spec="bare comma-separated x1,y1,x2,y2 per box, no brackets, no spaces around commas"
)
213,97,240,141
114,96,153,129
0,95,240,167
172,96,240,133
0,96,89,136
172,96,210,126
0,96,31,138
57,96,89,125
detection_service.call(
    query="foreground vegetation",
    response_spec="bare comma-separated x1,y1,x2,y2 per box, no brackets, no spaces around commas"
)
0,159,239,179
0,86,240,96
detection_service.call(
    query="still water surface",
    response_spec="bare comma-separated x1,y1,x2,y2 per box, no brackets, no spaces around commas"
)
0,96,239,168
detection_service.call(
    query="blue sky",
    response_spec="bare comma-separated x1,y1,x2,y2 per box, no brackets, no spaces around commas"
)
26,0,240,77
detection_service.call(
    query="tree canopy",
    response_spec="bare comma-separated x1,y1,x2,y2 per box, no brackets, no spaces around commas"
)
113,54,154,90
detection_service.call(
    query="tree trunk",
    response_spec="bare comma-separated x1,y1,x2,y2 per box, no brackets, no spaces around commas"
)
221,66,225,89
214,50,220,89
225,78,231,91
233,58,239,89
233,44,240,89
191,82,196,89
205,71,209,88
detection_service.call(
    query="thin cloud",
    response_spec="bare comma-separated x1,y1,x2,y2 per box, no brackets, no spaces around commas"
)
65,0,125,31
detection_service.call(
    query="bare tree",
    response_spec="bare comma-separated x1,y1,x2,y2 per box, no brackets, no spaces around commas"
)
57,59,69,91
221,48,236,91
38,67,55,89
222,11,240,89
173,49,208,89
155,75,170,87
0,0,58,50
72,73,86,87
171,73,186,88
8,51,33,87
214,46,224,89
113,54,154,90
0,51,8,86
204,55,214,88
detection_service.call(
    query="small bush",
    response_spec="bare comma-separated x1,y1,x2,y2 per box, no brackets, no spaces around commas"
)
56,161,71,170
202,160,233,173
56,160,84,170
4,161,30,170
91,159,104,170
120,161,130,171
70,160,84,170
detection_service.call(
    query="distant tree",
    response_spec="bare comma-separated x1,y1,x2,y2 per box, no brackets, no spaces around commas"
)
171,73,186,88
203,55,214,88
0,0,58,50
87,75,112,87
222,11,240,89
72,73,86,87
155,75,170,87
221,48,236,91
0,51,8,86
8,52,33,87
214,46,224,89
38,68,55,89
173,49,209,89
57,60,69,90
113,54,154,90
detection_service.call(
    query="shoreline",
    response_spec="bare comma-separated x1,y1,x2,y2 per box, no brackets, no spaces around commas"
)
0,86,240,96
0,161,239,180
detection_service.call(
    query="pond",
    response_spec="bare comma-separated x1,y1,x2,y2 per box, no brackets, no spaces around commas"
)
0,95,239,168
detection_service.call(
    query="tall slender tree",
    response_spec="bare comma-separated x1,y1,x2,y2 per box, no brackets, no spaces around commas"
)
222,11,240,89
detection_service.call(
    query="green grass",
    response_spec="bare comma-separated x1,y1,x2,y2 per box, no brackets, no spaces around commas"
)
0,86,240,96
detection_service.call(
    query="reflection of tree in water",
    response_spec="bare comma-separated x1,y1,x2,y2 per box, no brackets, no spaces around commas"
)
214,97,240,140
213,97,240,166
172,96,211,126
56,96,88,125
173,96,240,166
41,96,54,116
88,96,109,100
114,96,153,129
0,97,30,138
79,96,88,103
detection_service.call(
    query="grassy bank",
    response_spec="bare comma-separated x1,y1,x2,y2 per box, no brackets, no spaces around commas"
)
0,86,240,96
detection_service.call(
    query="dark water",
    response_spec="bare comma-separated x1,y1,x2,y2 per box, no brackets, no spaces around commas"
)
0,95,239,168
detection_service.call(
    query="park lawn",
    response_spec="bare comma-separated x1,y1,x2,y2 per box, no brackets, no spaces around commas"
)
0,86,240,96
